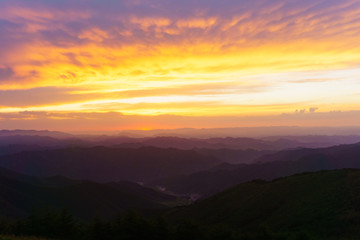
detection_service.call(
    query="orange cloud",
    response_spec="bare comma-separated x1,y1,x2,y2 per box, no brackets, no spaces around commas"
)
130,16,171,29
78,28,109,42
176,17,217,29
1,0,360,130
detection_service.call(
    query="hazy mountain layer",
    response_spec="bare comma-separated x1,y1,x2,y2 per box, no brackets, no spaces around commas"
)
0,146,220,182
153,142,360,197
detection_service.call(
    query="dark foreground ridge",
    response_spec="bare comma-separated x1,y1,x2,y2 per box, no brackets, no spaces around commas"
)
168,169,360,234
0,166,180,220
1,169,360,240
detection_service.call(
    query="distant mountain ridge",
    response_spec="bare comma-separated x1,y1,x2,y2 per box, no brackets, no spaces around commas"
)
0,135,86,149
0,130,74,139
96,135,360,150
0,146,220,182
255,141,360,163
153,142,360,197
3,129,360,151
2,140,360,197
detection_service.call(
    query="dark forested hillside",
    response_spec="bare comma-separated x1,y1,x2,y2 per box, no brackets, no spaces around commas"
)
0,167,179,220
2,169,360,240
168,169,360,239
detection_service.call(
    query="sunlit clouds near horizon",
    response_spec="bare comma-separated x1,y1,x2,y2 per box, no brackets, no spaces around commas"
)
0,0,360,131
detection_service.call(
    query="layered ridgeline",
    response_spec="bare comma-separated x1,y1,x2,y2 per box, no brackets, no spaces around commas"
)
0,147,220,182
153,142,360,197
2,129,360,154
1,139,360,197
0,166,181,220
168,169,360,239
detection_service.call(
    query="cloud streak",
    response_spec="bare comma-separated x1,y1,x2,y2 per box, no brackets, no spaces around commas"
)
0,0,360,130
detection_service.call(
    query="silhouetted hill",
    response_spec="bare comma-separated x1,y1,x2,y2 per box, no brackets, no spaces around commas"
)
109,136,274,150
169,169,360,238
195,148,273,164
2,170,360,239
0,166,30,181
0,168,179,220
153,142,360,197
108,135,333,150
97,135,360,151
0,146,220,182
0,130,88,157
0,135,87,148
0,144,48,157
0,165,82,189
262,135,360,147
1,132,360,159
255,142,360,163
0,130,73,139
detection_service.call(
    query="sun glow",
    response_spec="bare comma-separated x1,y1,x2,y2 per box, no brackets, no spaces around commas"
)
1,0,360,130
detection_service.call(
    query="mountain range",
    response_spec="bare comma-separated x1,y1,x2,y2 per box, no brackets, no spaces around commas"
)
1,129,360,239
152,142,360,197
0,146,220,182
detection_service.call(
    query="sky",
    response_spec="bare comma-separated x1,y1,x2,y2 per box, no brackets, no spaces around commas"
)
0,0,360,132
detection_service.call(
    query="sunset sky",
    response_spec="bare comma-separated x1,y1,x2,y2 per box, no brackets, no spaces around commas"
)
1,0,360,131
